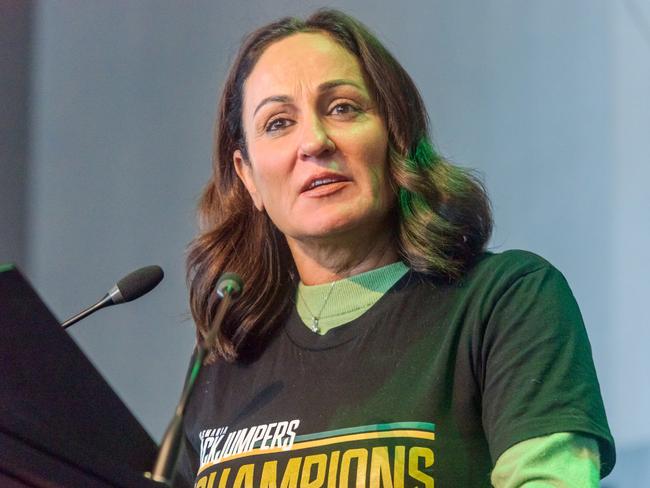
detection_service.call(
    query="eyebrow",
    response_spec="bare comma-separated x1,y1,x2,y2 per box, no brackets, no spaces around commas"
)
252,79,365,117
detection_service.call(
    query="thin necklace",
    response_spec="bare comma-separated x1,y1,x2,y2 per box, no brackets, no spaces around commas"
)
298,281,336,333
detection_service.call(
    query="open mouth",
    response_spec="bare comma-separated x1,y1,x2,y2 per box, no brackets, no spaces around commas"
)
307,177,344,190
301,173,350,194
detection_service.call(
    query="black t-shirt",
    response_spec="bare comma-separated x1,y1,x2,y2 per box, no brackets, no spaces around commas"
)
176,250,615,487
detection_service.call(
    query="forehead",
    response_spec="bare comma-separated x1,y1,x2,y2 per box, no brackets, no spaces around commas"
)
243,32,366,109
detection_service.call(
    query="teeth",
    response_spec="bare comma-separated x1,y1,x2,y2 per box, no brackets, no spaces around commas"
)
309,178,338,189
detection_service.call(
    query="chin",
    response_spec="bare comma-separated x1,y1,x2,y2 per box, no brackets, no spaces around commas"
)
295,212,379,241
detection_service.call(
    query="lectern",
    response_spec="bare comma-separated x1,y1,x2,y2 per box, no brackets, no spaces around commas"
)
0,265,161,487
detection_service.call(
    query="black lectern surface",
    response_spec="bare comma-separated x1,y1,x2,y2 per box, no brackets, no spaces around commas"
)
0,265,160,487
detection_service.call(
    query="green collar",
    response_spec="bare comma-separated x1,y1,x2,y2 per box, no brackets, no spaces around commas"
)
295,261,409,335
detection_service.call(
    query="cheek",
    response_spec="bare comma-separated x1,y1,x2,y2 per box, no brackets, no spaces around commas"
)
346,127,390,189
248,150,295,207
357,129,393,210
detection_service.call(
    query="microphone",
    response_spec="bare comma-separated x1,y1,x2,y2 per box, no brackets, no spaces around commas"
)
146,272,243,485
61,265,164,329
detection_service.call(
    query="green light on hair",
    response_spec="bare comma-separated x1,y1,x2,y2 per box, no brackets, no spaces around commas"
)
0,263,15,273
399,188,428,217
399,138,439,217
408,137,437,170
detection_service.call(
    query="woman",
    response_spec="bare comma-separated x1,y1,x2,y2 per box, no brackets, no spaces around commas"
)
178,9,614,487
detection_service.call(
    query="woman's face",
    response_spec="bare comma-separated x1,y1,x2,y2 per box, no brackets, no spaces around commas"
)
234,32,393,245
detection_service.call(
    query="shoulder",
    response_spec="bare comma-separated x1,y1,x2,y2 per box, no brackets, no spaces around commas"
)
460,249,567,295
404,249,564,300
413,249,578,322
398,249,577,327
471,249,554,279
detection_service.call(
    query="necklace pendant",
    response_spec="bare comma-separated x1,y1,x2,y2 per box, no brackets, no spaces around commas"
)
310,317,319,333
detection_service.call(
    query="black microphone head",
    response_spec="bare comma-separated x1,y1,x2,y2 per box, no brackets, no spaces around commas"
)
216,272,243,300
115,265,164,303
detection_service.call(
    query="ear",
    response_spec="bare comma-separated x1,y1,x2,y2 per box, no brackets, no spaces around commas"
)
233,149,264,211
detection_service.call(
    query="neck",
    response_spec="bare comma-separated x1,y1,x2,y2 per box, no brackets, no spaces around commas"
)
286,228,399,285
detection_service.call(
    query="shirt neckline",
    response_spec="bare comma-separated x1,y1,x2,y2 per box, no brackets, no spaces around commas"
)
285,270,416,350
295,261,409,334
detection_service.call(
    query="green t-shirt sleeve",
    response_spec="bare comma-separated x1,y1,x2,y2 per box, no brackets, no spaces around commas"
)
491,432,600,487
477,260,614,477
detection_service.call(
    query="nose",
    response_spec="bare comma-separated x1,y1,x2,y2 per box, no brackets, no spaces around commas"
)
298,116,336,159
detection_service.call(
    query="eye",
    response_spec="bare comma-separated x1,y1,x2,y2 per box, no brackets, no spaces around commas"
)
265,117,293,133
329,103,361,116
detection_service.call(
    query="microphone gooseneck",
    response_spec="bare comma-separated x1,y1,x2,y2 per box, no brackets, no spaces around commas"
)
61,265,164,329
146,272,243,486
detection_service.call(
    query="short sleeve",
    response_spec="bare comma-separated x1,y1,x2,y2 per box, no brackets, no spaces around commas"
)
479,263,615,477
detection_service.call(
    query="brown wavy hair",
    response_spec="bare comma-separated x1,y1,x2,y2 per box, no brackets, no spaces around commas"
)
187,9,492,363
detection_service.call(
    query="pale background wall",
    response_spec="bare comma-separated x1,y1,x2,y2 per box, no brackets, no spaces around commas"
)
2,1,649,484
